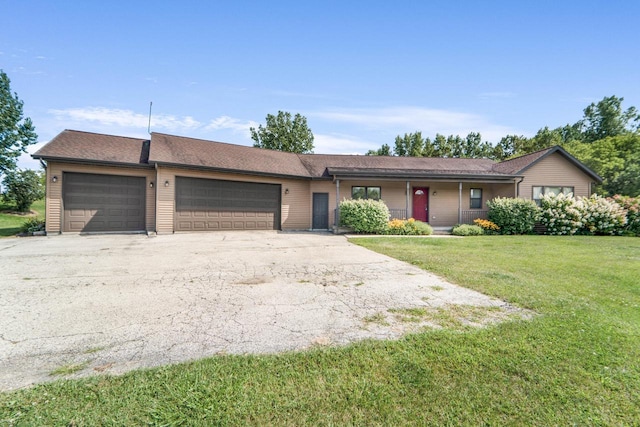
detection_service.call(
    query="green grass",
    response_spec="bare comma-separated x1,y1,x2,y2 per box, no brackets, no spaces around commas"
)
0,199,45,237
1,236,639,425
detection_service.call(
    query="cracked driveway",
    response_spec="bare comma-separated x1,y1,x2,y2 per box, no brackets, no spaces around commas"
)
1,232,519,391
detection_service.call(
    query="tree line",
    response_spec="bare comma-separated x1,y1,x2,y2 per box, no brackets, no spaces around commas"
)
365,96,640,196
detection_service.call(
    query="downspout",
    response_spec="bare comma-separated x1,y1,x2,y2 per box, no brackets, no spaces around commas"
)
515,177,524,198
335,178,340,227
154,163,159,234
458,182,463,224
406,181,410,220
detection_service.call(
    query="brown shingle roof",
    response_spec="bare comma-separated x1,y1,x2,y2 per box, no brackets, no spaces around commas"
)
149,133,312,178
32,130,150,166
299,154,511,178
491,147,555,174
33,130,600,182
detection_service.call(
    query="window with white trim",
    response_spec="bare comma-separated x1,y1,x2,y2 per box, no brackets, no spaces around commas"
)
470,188,483,209
532,186,574,206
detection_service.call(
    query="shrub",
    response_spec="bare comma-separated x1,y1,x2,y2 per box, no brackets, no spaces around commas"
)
487,197,538,235
612,195,640,235
1,169,45,212
578,194,626,235
20,217,45,233
452,224,484,236
384,218,433,235
473,218,499,234
339,198,390,233
538,192,582,235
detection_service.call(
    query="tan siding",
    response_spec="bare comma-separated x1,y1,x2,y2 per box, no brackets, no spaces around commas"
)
519,152,593,199
156,167,311,233
44,162,155,233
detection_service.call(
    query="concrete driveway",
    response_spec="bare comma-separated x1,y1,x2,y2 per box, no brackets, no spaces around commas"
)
0,232,523,391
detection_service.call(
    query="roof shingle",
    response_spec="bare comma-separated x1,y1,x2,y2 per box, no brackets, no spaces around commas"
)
32,130,150,166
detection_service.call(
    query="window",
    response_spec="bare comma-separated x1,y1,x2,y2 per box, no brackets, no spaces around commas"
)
470,188,483,209
352,186,381,200
532,186,574,206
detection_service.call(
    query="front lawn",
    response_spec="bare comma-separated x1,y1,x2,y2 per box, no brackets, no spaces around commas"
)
1,236,639,425
0,199,45,237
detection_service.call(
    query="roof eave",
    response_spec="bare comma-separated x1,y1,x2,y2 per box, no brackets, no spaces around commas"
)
151,161,312,180
31,155,153,169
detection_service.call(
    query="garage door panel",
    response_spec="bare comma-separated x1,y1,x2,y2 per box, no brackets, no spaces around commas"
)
63,172,145,232
175,177,279,232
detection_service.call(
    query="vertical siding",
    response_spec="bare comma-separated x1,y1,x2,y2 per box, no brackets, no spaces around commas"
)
155,167,312,233
519,152,593,199
44,162,155,233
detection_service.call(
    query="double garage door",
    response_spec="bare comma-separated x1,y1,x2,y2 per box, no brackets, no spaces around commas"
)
175,176,281,231
62,172,146,232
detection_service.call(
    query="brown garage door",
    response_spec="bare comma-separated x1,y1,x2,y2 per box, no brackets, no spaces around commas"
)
175,177,280,231
63,172,146,232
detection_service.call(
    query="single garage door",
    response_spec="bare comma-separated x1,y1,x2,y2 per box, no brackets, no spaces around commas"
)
63,172,146,232
175,177,281,231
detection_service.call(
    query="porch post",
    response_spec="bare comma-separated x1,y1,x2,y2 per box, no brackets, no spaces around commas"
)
458,182,462,224
405,181,410,219
336,179,340,226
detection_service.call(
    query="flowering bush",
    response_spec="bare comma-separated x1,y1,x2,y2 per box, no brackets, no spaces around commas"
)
538,192,582,235
612,195,640,235
452,224,484,236
339,198,390,233
487,197,538,235
473,218,499,234
578,194,626,235
384,218,433,235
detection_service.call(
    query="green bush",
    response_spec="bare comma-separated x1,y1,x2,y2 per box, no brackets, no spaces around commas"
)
539,193,628,236
384,218,433,235
20,217,45,233
538,192,582,235
612,195,640,236
578,194,626,235
487,197,538,235
452,224,484,236
339,198,390,233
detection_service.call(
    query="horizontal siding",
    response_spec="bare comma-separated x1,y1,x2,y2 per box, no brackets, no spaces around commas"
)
156,167,311,233
45,162,155,233
520,152,593,199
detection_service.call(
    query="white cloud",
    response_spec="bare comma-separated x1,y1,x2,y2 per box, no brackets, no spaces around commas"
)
205,115,258,137
310,106,520,143
48,107,202,132
313,133,377,155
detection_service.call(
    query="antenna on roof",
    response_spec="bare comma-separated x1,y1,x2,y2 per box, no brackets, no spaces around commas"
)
147,101,153,135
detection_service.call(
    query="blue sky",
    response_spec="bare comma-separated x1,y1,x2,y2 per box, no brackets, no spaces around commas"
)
4,0,640,169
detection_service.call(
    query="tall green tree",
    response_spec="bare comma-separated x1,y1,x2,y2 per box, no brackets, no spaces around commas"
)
250,111,314,153
2,169,44,212
394,132,425,156
0,70,37,175
579,95,640,143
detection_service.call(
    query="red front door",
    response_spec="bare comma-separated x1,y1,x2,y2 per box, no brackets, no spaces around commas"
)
412,187,429,222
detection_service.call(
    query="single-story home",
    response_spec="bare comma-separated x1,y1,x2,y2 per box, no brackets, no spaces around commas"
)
33,130,602,234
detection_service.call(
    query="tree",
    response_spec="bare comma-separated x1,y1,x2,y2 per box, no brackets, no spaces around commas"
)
0,70,37,175
394,132,425,156
250,111,314,153
366,143,391,156
2,169,44,212
579,95,640,143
